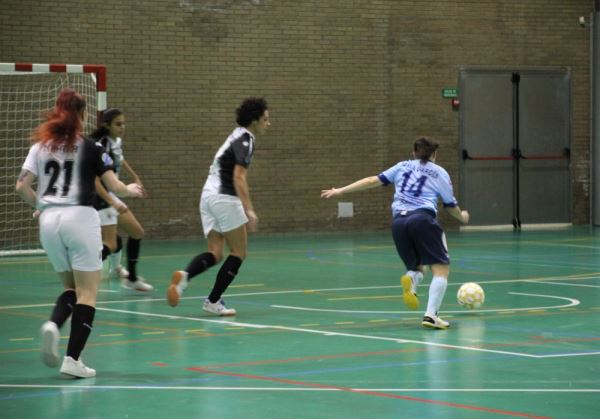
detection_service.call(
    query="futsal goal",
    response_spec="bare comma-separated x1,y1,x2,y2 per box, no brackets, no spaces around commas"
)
0,63,107,256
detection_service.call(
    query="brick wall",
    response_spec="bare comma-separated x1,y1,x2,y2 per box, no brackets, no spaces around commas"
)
1,0,592,238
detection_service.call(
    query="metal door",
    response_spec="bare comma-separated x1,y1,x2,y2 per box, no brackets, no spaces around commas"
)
459,67,571,227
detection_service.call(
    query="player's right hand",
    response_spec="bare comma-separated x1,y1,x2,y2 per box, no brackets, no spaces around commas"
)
126,183,144,198
246,209,258,232
461,210,470,224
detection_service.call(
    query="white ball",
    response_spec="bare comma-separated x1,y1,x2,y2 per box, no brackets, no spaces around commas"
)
457,282,485,310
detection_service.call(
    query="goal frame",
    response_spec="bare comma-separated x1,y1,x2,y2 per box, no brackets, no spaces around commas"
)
0,62,107,256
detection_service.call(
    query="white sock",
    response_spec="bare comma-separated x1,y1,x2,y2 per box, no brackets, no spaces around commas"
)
426,276,448,317
407,270,424,293
109,250,122,271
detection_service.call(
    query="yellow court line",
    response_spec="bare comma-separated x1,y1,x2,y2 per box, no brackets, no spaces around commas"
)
99,333,124,337
184,329,206,333
369,319,389,323
142,331,165,335
228,283,264,288
334,322,355,325
9,338,34,342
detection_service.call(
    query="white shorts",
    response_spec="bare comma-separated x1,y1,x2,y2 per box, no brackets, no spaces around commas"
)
200,193,248,237
39,206,102,272
97,193,123,226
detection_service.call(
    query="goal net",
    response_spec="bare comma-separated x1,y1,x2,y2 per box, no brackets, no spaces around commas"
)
0,63,106,256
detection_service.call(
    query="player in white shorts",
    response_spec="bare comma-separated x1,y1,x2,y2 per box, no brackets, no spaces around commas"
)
321,137,470,330
167,97,270,315
91,108,153,292
16,89,143,378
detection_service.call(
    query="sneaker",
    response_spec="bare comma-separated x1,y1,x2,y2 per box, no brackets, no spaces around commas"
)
121,276,154,292
40,321,60,368
60,356,96,378
422,315,450,330
203,298,236,316
110,266,129,280
167,271,189,307
401,274,419,310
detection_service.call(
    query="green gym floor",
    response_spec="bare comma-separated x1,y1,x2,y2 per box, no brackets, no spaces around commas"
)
0,228,599,419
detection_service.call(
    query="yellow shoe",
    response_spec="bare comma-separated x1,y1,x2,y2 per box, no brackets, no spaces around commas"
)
401,274,419,310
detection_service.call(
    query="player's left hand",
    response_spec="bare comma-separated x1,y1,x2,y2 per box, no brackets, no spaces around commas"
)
321,188,340,198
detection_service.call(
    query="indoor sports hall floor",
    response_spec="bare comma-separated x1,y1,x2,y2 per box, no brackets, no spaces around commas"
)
0,228,599,418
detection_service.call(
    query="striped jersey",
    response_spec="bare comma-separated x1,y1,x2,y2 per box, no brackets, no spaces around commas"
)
202,127,255,197
22,137,113,209
378,159,458,216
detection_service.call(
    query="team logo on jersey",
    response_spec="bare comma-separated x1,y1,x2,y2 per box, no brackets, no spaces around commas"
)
102,152,114,166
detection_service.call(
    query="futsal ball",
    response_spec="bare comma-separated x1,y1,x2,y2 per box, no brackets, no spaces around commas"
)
457,282,485,310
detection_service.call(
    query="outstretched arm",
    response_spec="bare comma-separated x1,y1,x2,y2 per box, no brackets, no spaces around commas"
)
321,176,382,198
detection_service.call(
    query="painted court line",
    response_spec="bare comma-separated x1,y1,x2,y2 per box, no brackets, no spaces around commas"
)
272,292,579,314
188,367,556,419
96,306,540,358
0,384,597,393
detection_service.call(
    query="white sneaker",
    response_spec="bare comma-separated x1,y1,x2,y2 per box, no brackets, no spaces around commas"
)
121,276,154,292
40,321,60,368
422,314,450,329
203,298,236,316
60,356,96,378
110,266,129,280
167,271,189,307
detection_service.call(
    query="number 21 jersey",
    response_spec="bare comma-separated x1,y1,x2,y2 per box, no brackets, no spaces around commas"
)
22,137,113,209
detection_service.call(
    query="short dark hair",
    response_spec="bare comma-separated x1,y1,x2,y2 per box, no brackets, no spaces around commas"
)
413,137,439,163
236,97,268,127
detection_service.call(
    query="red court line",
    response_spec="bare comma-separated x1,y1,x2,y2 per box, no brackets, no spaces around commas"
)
188,367,555,419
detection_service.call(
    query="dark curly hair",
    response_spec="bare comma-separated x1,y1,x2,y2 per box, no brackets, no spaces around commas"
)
236,97,268,127
413,137,439,163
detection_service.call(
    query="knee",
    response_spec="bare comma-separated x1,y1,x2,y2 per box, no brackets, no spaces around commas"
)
132,227,144,240
209,251,223,264
229,251,246,261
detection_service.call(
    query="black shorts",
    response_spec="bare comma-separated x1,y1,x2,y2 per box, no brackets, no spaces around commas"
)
391,209,450,270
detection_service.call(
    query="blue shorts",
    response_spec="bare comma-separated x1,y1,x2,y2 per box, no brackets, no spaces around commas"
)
391,209,450,270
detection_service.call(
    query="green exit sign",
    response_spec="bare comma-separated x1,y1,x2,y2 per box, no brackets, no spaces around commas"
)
442,88,458,98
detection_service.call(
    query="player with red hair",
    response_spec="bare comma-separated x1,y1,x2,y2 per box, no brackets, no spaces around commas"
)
16,88,144,378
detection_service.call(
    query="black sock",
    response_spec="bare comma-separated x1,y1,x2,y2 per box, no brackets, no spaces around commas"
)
49,289,76,328
102,244,111,261
185,252,217,280
208,255,242,303
127,238,141,282
66,304,95,361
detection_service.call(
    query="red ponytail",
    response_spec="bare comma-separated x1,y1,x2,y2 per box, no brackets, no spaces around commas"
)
30,88,86,152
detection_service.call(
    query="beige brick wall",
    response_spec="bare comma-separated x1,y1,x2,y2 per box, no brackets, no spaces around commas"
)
1,0,592,238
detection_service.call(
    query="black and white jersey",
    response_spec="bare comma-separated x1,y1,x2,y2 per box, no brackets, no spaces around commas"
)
93,135,124,211
202,127,255,197
22,136,113,209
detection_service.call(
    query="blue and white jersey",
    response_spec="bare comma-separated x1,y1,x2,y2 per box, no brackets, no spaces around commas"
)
378,159,458,216
202,127,255,197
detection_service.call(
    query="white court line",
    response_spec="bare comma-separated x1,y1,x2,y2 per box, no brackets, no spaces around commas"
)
526,280,600,288
97,306,539,358
0,274,594,310
272,292,580,314
0,384,598,392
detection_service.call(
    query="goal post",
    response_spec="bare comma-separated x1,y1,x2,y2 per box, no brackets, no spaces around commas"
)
0,63,107,256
